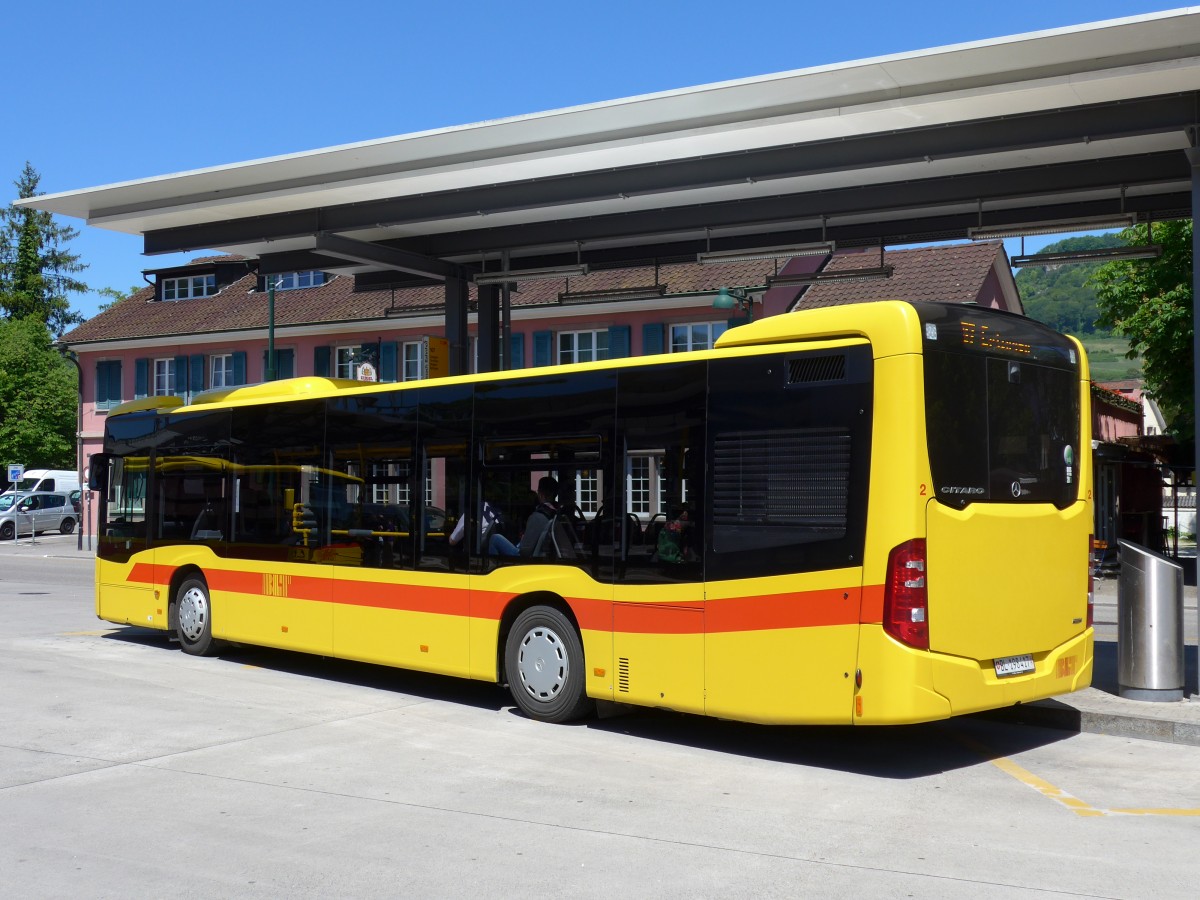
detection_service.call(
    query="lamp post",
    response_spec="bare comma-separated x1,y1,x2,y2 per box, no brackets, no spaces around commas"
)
266,276,278,381
712,287,754,321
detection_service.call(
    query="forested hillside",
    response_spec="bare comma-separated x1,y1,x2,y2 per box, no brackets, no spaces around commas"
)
1014,234,1125,334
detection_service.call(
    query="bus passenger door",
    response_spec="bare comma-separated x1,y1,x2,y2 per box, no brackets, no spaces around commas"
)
703,346,873,725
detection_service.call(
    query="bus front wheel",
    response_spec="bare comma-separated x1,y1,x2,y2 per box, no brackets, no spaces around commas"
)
176,576,215,656
504,606,593,723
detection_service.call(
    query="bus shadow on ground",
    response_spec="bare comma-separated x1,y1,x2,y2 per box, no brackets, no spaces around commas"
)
584,708,1071,779
103,625,1073,778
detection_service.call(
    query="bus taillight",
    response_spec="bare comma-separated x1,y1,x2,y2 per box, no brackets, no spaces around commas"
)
884,539,929,650
1087,534,1095,628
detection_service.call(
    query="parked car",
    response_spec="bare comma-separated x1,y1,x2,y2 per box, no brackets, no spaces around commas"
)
0,491,79,540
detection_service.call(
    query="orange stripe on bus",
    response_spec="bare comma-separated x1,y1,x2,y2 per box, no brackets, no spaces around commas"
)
126,565,884,633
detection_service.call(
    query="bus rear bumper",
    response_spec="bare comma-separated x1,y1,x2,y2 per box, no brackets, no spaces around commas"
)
931,628,1094,718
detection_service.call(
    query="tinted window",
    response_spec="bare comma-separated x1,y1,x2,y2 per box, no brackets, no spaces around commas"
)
706,347,873,581
617,362,706,584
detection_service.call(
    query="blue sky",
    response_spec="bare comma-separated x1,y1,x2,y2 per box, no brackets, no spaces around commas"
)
5,0,1178,319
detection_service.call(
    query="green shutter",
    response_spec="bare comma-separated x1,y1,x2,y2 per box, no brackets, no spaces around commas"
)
277,349,295,379
607,325,631,359
173,355,188,396
232,352,247,385
642,323,665,356
533,331,553,367
134,358,149,399
380,342,399,382
189,354,205,394
314,346,331,377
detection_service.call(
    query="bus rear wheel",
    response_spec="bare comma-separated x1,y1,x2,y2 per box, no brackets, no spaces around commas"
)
505,606,593,723
176,576,215,656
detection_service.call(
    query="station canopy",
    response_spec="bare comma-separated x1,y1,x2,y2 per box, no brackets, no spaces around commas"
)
21,9,1200,288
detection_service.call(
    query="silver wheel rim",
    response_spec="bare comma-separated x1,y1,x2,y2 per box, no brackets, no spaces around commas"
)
178,586,208,643
516,625,568,702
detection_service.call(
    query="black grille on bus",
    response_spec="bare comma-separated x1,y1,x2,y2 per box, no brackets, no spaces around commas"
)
788,354,845,385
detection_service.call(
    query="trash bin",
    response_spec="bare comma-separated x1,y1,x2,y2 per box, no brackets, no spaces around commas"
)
1117,540,1184,701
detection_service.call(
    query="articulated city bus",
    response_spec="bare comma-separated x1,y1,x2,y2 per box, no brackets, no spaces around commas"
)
90,300,1093,725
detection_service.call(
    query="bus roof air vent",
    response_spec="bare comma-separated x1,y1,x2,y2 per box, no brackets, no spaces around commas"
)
788,354,845,385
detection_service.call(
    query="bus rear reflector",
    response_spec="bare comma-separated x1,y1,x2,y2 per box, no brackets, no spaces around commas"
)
884,539,929,650
1087,534,1095,628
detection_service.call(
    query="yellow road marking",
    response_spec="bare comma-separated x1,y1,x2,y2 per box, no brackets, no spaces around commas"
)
955,731,1200,818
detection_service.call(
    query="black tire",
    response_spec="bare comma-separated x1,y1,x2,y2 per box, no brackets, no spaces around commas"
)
0,521,13,541
175,576,215,656
504,605,593,723
60,518,75,535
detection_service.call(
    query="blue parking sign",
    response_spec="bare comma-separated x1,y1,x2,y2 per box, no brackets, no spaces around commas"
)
7,464,23,483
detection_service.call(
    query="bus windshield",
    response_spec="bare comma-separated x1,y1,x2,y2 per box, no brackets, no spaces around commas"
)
919,305,1080,509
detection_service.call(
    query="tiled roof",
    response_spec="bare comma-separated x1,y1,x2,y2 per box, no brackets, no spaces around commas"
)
792,242,1006,309
62,257,780,344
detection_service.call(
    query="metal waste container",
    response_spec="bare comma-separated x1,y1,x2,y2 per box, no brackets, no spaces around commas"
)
1117,540,1184,701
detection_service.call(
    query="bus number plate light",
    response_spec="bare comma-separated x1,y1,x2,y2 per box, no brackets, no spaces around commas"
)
994,654,1035,677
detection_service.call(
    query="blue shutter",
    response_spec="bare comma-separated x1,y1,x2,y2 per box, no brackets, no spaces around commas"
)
533,331,553,367
95,361,120,409
380,342,399,382
262,350,270,380
173,355,188,396
277,349,295,379
189,354,204,394
642,323,665,356
134,358,149,399
232,352,247,385
607,325,631,359
509,333,525,369
314,346,331,377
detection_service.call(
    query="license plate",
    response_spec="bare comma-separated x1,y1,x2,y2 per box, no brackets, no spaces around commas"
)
994,653,1035,677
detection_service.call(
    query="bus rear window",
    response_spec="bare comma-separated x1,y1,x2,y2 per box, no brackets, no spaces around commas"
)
920,308,1080,510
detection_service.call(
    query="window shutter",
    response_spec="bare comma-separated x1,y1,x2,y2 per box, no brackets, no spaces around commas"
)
607,325,631,359
314,346,331,377
380,342,399,382
134,358,149,399
533,331,553,367
642,323,665,356
173,355,188,396
232,351,247,385
189,354,204,394
726,315,751,331
509,333,525,369
277,349,295,379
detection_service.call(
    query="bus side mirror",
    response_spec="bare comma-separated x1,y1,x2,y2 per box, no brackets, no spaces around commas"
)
88,454,109,492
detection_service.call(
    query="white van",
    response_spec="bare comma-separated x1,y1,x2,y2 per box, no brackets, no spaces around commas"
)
5,469,80,495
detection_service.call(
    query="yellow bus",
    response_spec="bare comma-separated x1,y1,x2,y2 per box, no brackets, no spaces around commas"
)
90,300,1093,725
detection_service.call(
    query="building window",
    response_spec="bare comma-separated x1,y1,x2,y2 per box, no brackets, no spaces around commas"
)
628,455,651,516
268,271,328,291
162,274,216,301
559,330,608,364
211,354,235,388
95,360,122,411
671,322,727,353
575,470,600,515
153,358,175,396
403,341,424,381
335,347,356,379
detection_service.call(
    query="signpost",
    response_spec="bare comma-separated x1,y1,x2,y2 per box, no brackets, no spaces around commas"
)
8,463,23,487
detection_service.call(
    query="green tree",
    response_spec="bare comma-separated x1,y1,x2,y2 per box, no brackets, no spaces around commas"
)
0,317,77,469
0,162,87,337
1092,220,1194,440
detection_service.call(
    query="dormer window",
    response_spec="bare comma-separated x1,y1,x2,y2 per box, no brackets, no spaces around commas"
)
268,271,328,290
162,274,217,301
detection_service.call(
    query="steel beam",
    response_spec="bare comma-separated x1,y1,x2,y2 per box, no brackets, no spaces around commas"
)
311,232,462,281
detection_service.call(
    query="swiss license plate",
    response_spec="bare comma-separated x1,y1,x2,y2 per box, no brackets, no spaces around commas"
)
994,653,1035,677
